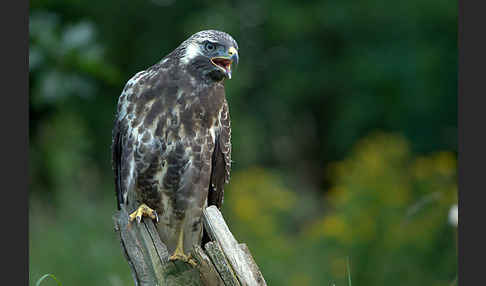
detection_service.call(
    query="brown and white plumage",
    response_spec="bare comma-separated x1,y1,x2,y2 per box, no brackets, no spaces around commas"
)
112,30,238,258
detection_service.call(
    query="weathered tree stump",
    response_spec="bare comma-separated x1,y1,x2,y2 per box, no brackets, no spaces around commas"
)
113,205,266,286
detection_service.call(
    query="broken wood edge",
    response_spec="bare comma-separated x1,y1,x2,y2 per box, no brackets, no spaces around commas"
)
238,244,267,286
114,205,266,286
205,241,241,286
114,205,160,285
192,244,226,286
203,206,267,286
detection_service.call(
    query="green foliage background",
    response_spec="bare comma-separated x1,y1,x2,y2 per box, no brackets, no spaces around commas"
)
29,0,457,285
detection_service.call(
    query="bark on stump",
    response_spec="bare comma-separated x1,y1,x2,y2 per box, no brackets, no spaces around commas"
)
113,205,266,286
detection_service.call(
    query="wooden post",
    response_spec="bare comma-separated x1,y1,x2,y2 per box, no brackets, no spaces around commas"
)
113,205,267,286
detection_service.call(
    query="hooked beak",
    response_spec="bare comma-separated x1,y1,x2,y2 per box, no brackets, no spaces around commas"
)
210,46,238,79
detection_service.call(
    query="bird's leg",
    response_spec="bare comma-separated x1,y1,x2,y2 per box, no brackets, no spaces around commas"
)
169,228,187,261
129,203,159,223
169,223,197,267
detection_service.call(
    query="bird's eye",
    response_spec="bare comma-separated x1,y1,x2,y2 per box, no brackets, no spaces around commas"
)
205,42,215,51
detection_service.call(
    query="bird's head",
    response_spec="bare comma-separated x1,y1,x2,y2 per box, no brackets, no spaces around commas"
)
179,30,239,82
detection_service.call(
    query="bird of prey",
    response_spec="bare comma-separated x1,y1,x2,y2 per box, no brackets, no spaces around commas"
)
112,30,238,264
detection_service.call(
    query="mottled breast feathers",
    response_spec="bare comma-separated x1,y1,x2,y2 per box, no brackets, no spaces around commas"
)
111,58,232,213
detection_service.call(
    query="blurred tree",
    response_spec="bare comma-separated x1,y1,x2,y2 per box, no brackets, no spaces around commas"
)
305,132,457,285
29,0,457,198
29,10,120,200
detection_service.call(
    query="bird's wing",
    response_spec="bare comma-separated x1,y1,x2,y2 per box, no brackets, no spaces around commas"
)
112,71,150,210
208,99,231,209
112,117,123,210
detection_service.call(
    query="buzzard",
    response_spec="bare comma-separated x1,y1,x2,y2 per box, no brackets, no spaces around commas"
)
112,30,238,264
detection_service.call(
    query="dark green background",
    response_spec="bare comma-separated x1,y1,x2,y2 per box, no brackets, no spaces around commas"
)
29,0,457,285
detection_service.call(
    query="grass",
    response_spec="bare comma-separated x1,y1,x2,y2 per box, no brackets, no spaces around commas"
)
29,190,133,286
346,257,352,286
35,274,63,286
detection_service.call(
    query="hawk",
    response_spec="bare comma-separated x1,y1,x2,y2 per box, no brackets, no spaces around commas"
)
112,30,238,263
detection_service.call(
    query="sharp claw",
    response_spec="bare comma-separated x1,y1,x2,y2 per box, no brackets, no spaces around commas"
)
129,204,157,224
153,211,159,223
188,258,197,267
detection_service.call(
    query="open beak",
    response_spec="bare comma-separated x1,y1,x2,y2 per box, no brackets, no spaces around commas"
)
211,46,238,79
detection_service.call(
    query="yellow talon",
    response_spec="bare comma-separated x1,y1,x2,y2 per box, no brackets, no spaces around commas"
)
169,247,189,262
168,227,197,267
169,250,197,267
129,203,158,223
